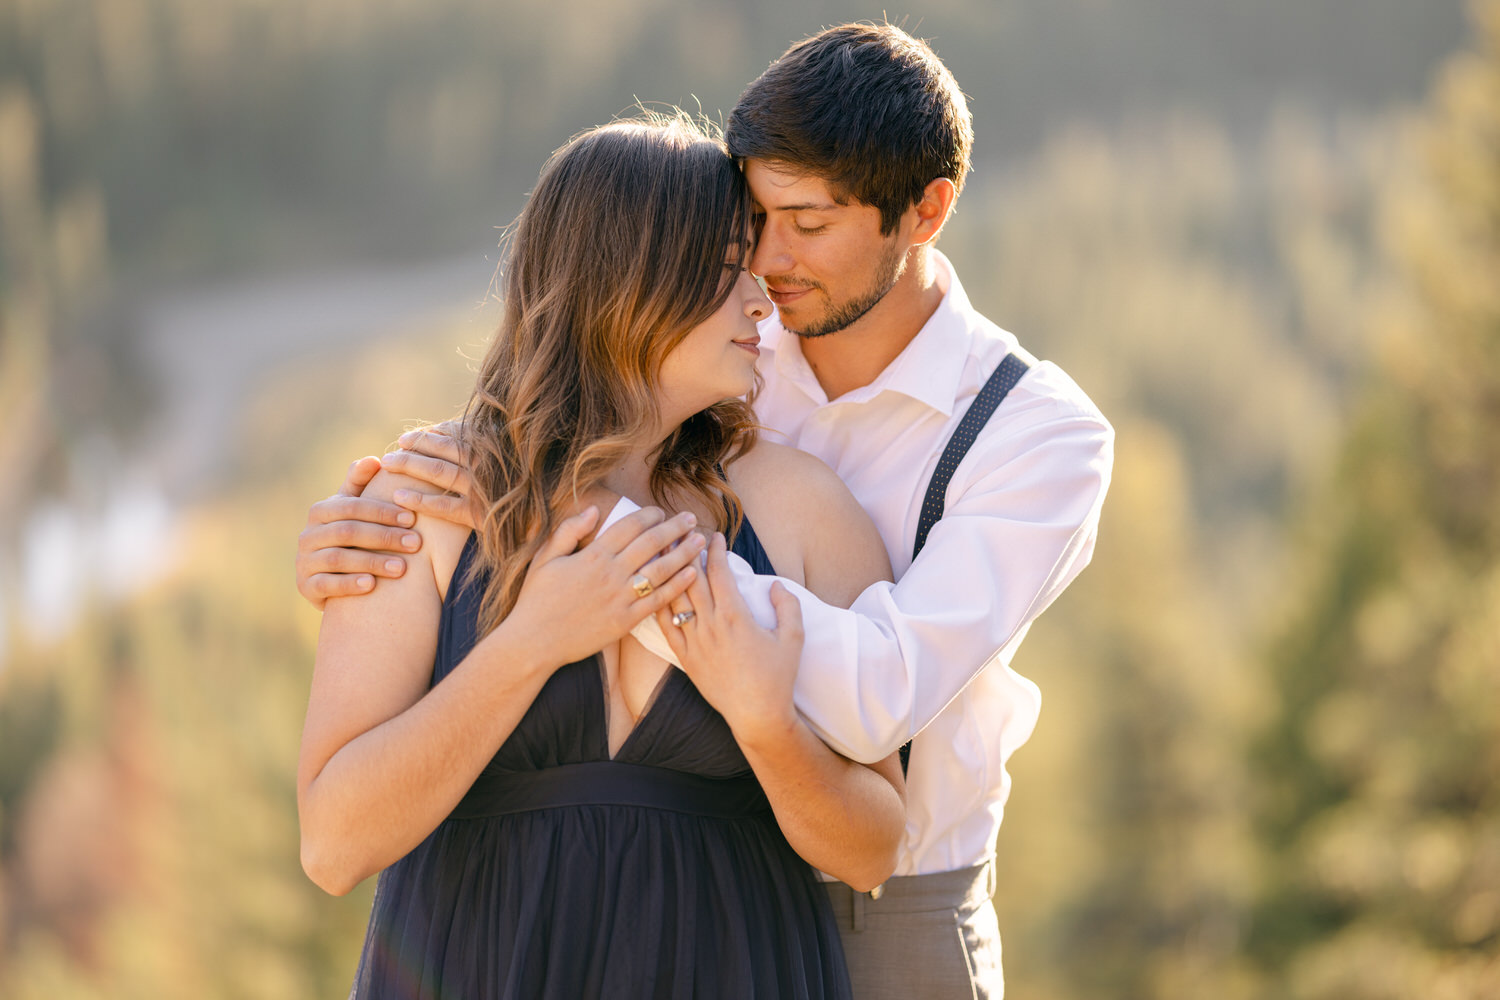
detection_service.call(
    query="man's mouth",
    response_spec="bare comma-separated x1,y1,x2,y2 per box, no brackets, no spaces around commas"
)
764,284,815,307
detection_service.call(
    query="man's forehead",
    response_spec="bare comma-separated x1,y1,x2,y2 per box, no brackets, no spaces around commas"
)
743,159,843,210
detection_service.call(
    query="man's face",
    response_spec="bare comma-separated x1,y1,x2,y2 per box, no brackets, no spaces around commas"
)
744,159,907,339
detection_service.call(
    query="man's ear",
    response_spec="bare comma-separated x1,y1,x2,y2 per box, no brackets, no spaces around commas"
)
908,178,958,247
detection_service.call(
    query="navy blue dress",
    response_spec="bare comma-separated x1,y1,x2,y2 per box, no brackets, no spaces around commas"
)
348,519,851,999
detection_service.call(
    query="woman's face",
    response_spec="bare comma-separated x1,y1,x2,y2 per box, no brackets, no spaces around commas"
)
656,260,772,422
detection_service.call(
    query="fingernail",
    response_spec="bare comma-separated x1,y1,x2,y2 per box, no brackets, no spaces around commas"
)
397,511,416,526
682,512,696,526
357,575,374,588
382,452,401,464
402,533,419,549
398,431,415,444
394,489,413,503
691,533,706,547
385,559,404,573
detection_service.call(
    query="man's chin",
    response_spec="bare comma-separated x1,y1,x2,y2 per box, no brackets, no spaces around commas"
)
784,314,850,340
781,309,839,340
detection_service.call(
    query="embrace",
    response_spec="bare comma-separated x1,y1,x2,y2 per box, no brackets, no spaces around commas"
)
294,23,1113,1000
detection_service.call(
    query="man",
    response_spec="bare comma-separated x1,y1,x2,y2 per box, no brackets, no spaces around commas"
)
297,24,1112,998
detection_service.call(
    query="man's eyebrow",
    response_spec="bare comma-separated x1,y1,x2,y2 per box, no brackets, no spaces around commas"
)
764,201,839,212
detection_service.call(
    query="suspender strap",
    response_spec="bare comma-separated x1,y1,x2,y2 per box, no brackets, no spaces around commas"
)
900,351,1030,776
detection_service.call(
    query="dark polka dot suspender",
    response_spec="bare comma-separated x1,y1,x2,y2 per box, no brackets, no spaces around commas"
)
899,352,1031,777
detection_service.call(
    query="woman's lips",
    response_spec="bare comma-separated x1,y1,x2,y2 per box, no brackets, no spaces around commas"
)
733,335,761,357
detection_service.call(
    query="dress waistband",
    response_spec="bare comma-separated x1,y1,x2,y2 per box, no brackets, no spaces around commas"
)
450,761,771,821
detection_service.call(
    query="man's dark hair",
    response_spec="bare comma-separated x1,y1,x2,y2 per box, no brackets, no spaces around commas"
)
727,23,973,235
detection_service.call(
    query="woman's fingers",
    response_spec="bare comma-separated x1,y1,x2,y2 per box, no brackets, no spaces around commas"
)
768,580,804,647
627,532,706,598
702,532,735,606
680,540,716,617
655,603,692,661
530,506,601,567
599,508,697,562
592,506,665,554
636,563,698,617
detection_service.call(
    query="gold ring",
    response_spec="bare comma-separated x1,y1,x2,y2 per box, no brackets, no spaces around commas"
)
629,574,654,598
670,610,696,627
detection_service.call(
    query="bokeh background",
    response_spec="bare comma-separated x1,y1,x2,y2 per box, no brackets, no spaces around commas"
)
2,1,1497,996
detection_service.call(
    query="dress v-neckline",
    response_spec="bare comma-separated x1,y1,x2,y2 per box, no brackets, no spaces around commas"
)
597,652,681,761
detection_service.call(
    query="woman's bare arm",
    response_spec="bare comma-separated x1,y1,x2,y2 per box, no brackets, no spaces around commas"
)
297,471,705,895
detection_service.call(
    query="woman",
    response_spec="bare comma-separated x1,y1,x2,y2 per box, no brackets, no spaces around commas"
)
297,114,904,998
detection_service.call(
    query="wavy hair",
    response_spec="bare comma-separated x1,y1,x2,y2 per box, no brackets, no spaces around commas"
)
458,113,758,636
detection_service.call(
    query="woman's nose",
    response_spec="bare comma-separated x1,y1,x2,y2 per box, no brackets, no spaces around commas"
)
743,274,771,319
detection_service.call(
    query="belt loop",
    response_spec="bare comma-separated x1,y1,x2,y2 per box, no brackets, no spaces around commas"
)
852,888,866,933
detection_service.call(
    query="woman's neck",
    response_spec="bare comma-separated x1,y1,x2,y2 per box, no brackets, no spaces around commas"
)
598,442,662,506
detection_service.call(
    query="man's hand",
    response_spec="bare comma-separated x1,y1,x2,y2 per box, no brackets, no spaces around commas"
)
296,457,423,610
380,425,475,528
296,425,475,611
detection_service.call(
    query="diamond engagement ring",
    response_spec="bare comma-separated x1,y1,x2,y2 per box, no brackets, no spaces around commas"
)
629,574,654,598
670,610,696,627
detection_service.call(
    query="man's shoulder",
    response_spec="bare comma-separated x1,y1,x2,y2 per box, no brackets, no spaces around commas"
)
1011,357,1112,430
954,306,1110,434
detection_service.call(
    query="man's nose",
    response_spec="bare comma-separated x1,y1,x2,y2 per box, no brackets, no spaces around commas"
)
749,228,791,276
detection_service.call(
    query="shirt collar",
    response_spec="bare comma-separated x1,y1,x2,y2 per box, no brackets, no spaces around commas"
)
759,250,975,416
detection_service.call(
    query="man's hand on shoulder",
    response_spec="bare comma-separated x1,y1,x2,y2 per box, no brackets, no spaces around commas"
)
296,456,422,610
294,426,476,612
379,424,477,529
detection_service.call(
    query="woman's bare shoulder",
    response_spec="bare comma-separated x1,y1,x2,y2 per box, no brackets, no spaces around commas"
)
729,440,845,501
727,441,892,607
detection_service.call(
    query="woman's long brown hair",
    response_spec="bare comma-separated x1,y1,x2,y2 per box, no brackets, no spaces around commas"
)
458,113,758,637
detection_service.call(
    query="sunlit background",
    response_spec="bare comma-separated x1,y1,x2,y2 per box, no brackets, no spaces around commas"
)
2,1,1497,996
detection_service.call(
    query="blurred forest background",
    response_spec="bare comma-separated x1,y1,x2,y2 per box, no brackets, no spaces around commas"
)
1,0,1496,997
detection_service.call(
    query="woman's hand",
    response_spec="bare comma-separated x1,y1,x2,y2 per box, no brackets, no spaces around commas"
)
652,531,904,892
507,506,708,666
652,532,803,744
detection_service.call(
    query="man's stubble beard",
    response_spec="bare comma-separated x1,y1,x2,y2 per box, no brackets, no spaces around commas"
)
784,235,906,340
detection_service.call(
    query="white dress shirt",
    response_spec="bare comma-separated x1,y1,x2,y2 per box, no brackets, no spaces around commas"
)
630,251,1113,876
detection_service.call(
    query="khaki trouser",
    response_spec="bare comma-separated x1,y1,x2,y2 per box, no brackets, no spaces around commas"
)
822,862,1002,1000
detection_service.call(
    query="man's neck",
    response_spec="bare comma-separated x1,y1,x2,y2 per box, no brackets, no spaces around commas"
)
798,247,944,401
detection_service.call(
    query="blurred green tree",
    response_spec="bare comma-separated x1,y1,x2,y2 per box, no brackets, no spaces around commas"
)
1251,3,1500,997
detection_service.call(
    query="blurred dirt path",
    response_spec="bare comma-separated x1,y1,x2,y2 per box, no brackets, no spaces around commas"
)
137,253,496,501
